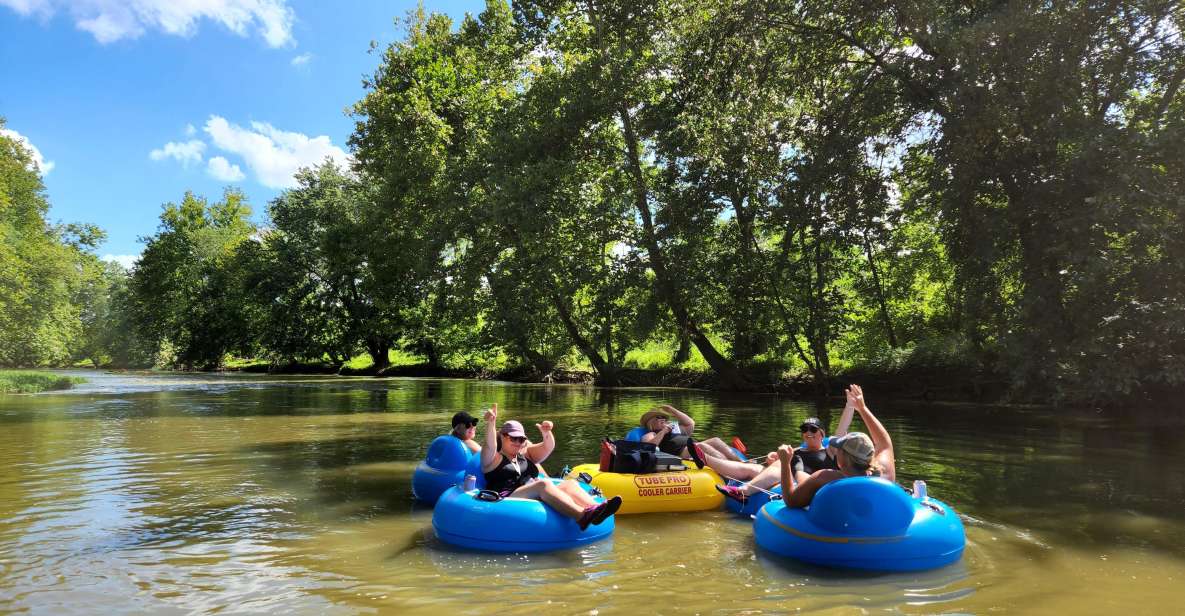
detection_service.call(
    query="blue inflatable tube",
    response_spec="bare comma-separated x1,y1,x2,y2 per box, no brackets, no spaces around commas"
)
623,427,649,442
724,480,781,517
432,478,615,552
753,477,965,571
412,435,475,504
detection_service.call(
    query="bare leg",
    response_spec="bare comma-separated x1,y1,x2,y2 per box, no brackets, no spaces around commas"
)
681,439,738,462
730,462,814,495
511,481,585,519
557,479,598,508
733,463,785,495
699,437,744,461
700,453,763,483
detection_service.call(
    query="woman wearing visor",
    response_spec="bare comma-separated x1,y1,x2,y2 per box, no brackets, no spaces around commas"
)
480,405,622,530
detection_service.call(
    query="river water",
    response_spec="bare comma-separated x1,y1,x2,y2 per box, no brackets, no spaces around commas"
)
1,371,1183,614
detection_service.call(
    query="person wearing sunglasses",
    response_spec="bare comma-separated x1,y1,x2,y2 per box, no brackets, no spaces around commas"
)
789,417,838,478
710,393,858,505
450,411,482,453
638,405,745,465
480,404,622,530
776,384,896,508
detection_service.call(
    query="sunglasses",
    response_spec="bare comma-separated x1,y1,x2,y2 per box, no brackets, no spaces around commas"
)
801,426,821,434
504,435,527,444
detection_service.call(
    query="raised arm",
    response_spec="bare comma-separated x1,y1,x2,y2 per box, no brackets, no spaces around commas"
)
526,420,555,463
833,394,856,437
849,385,895,482
480,404,500,473
662,404,695,433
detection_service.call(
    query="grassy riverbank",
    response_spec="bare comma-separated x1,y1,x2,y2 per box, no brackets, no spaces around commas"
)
0,371,86,394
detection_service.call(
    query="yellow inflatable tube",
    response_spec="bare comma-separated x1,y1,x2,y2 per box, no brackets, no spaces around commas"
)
566,463,724,514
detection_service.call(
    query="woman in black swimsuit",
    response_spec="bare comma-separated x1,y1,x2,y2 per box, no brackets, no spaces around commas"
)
480,405,621,530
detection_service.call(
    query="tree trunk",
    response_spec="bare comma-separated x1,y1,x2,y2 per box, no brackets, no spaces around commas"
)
618,103,749,390
423,340,441,370
549,290,619,385
799,227,831,393
769,223,821,378
811,236,832,377
672,330,691,364
728,192,765,361
366,337,391,371
521,347,554,375
862,229,898,348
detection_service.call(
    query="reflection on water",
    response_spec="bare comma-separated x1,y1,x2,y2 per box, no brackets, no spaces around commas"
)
1,370,1183,613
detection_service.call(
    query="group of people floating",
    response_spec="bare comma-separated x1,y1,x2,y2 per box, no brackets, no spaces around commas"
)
446,384,892,526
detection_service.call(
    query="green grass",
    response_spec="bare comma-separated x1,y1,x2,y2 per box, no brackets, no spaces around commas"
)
343,349,425,370
220,348,427,372
222,356,262,369
0,371,86,394
623,340,712,371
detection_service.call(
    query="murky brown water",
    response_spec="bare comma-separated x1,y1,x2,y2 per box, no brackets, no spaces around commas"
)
1,371,1183,614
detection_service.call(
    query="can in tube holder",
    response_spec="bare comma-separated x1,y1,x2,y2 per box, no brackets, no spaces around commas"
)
912,479,928,501
463,474,477,491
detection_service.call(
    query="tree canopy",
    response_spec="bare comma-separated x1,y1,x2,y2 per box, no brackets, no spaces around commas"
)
5,1,1182,405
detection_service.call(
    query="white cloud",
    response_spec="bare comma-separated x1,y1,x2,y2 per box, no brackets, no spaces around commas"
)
207,155,245,182
0,0,295,47
0,0,50,17
101,253,140,269
0,128,55,176
149,139,205,167
290,52,311,66
185,123,197,136
203,115,348,189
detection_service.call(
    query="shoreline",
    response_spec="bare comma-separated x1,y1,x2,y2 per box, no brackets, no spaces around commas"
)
223,361,1033,406
31,363,1175,409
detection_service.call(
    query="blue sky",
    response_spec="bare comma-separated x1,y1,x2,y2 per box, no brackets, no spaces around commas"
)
1,0,484,265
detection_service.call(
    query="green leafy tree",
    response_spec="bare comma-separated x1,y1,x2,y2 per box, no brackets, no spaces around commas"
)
130,190,256,369
0,119,106,367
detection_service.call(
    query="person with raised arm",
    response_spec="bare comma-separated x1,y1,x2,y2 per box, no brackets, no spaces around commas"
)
710,397,856,505
638,404,744,464
777,384,896,508
480,404,622,530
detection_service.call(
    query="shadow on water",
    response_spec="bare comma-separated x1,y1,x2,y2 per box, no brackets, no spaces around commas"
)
241,435,422,515
419,534,618,574
245,435,413,471
753,546,977,609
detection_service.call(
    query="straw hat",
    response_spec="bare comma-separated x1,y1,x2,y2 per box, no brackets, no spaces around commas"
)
639,408,670,428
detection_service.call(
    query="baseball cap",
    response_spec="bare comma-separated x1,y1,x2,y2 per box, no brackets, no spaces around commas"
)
452,411,478,428
799,417,825,432
830,432,875,465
